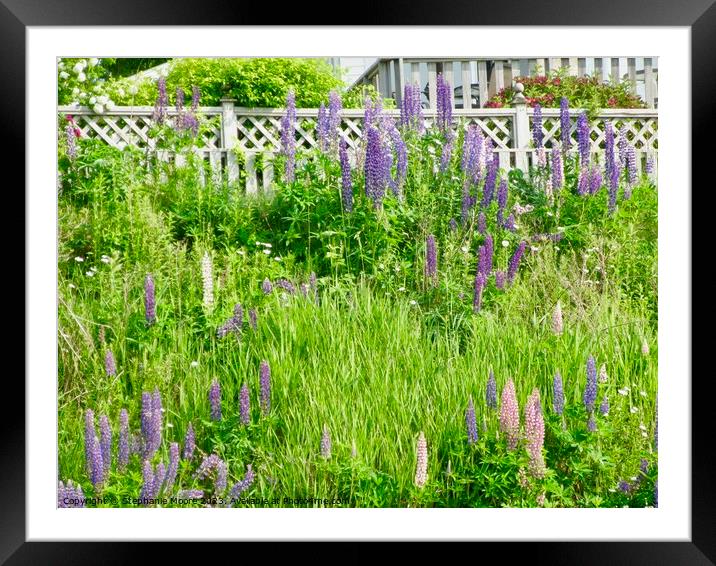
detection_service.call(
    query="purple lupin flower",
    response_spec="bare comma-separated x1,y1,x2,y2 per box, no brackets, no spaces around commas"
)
151,388,162,454
587,413,597,432
462,124,481,183
164,442,179,495
599,395,610,416
183,422,195,460
425,234,437,285
478,234,494,279
500,379,520,451
577,164,589,196
465,397,478,445
104,349,116,377
174,87,185,131
481,154,498,208
317,102,329,152
584,355,598,413
496,179,508,226
560,97,571,150
525,388,545,478
259,360,271,416
625,145,637,193
275,279,296,295
152,77,168,125
364,125,387,208
473,271,486,313
144,274,156,325
153,462,166,498
506,241,527,285
618,126,628,168
209,379,222,421
577,112,590,165
495,270,506,290
280,89,296,183
89,434,104,490
401,82,424,133
339,138,353,213
320,424,332,458
58,479,85,508
390,126,408,197
191,85,200,113
605,121,619,214
226,465,255,506
553,371,564,415
503,213,516,232
449,218,458,232
118,408,129,470
440,133,454,173
328,90,342,149
262,278,273,294
645,156,654,176
249,308,258,330
589,165,602,194
239,382,250,425
551,145,563,191
477,211,486,234
178,489,204,500
140,459,154,503
486,370,497,409
532,103,544,148
436,73,452,135
99,414,112,480
84,409,95,477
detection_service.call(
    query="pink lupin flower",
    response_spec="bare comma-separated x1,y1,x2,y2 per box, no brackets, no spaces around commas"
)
414,431,428,488
524,388,546,478
499,379,520,451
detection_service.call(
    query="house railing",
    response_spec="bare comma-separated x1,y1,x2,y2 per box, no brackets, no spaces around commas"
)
352,57,658,109
58,95,658,195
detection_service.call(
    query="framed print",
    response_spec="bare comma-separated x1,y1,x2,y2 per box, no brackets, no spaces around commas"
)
10,0,712,561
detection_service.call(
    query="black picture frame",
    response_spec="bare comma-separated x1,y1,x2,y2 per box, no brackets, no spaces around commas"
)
9,0,711,562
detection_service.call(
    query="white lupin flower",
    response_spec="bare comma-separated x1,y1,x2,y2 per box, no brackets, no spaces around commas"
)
599,363,608,383
77,73,86,82
93,104,104,114
89,58,99,66
552,301,563,335
414,431,428,488
89,97,97,104
73,63,83,74
201,251,214,311
59,71,69,80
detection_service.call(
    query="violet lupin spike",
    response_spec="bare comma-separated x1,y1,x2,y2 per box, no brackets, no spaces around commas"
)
209,379,222,421
104,349,116,377
486,370,497,409
465,397,478,445
259,360,271,416
239,383,250,425
144,274,156,325
183,422,195,460
99,414,112,480
84,409,95,477
424,234,437,285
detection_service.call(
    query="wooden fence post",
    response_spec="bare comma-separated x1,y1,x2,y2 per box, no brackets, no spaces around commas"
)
221,98,240,185
512,82,529,172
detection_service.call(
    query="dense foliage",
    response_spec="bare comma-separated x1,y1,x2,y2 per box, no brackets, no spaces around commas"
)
57,79,657,509
486,69,647,116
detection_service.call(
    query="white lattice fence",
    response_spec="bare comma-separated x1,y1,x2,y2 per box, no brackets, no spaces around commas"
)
58,102,657,193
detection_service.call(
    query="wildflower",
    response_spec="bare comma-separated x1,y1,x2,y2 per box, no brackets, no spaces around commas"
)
577,112,590,165
239,383,250,425
440,133,454,173
190,361,199,368
401,82,424,133
553,371,564,415
339,138,353,212
506,241,527,285
551,144,563,191
317,102,329,152
58,480,85,508
496,178,508,226
604,121,619,214
587,413,597,432
140,460,155,503
409,300,417,306
481,154,498,208
524,389,545,478
177,489,204,500
599,363,608,383
618,387,629,396
630,406,639,414
84,409,96,477
99,415,112,480
320,425,332,458
476,211,486,234
201,252,214,311
584,355,598,413
559,97,570,149
365,125,389,208
104,349,116,377
465,397,478,444
436,73,453,135
500,379,520,450
118,408,129,471
600,395,610,416
552,301,563,335
226,465,255,506
183,422,195,460
209,380,222,421
164,442,180,495
414,431,428,488
618,480,631,494
424,234,437,284
477,233,494,279
144,274,156,325
259,360,271,416
589,165,602,194
473,271,486,313
280,89,296,183
495,271,506,290
486,370,497,409
641,339,650,355
152,77,168,125
532,103,543,148
262,278,273,294
536,493,546,507
249,308,258,330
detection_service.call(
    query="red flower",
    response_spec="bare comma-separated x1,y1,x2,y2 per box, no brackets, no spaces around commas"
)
552,78,561,86
607,97,618,107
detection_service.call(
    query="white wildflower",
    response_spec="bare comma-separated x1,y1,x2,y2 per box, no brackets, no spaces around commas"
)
201,251,214,311
74,256,84,262
501,240,509,248
190,361,199,368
